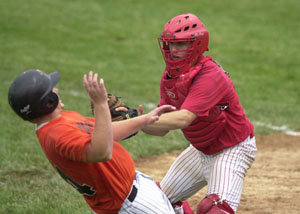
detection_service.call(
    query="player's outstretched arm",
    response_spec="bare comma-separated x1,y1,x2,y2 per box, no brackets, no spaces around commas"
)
142,109,197,136
83,71,113,162
112,105,176,141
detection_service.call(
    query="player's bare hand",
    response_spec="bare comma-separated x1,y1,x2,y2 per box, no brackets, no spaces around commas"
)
138,104,144,115
114,104,143,115
144,105,176,125
83,71,108,104
114,106,128,112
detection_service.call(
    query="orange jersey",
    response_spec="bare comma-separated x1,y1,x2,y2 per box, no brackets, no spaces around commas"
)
36,111,135,214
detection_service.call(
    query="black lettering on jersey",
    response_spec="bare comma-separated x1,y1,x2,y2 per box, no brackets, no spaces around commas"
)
77,120,93,135
55,166,96,196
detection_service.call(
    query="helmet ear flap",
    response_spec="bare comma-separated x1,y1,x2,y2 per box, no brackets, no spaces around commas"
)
39,91,59,115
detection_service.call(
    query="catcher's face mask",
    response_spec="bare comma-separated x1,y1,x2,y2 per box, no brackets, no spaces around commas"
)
158,13,209,78
169,41,193,59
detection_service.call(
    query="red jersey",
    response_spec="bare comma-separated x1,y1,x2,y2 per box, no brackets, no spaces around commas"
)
159,56,254,154
36,111,135,214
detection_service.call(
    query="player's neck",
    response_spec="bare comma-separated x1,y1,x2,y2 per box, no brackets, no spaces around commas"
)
33,109,62,126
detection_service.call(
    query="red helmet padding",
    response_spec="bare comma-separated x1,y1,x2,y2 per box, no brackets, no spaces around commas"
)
196,194,234,214
158,13,209,78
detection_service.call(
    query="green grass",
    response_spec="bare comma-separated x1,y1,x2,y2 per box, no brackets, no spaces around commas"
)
1,0,300,213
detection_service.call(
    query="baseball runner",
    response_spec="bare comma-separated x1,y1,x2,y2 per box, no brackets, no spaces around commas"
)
8,69,176,214
142,13,257,213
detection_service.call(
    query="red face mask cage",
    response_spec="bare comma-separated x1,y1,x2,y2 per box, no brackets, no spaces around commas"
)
158,13,209,78
158,37,203,78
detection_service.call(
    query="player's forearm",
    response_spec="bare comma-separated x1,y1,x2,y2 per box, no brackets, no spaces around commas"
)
141,126,169,136
141,116,176,136
142,109,197,135
87,103,113,162
112,115,148,141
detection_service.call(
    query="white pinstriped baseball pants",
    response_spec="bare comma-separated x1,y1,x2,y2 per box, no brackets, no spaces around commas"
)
119,171,175,214
160,136,257,212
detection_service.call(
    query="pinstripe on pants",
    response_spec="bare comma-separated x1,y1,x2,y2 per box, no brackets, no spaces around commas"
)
160,136,257,212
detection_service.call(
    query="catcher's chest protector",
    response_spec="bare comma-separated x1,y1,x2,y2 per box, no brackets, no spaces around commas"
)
161,56,212,109
160,56,228,150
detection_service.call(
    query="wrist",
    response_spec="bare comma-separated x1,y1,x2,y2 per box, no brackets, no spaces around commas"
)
93,102,109,114
135,114,147,129
93,101,108,108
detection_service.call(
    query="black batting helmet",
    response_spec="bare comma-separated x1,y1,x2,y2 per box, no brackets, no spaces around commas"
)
8,69,60,121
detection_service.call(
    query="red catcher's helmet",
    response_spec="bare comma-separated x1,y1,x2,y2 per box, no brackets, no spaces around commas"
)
158,13,209,78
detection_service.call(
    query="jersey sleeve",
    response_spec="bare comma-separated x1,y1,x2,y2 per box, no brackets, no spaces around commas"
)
50,124,91,162
181,68,230,117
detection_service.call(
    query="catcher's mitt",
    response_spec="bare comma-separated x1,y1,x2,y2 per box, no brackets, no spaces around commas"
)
91,94,139,139
107,94,138,122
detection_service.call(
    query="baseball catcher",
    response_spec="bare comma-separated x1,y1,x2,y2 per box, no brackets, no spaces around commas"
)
140,13,257,213
91,94,139,139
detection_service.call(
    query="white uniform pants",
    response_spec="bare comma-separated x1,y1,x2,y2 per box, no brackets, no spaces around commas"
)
160,136,257,212
119,171,175,214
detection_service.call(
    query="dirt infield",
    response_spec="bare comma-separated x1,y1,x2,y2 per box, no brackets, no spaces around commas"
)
135,134,300,214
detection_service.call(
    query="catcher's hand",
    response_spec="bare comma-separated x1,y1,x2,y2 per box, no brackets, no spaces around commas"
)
91,94,139,139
